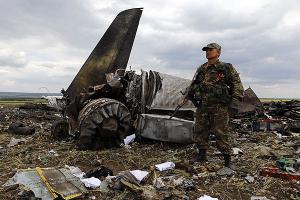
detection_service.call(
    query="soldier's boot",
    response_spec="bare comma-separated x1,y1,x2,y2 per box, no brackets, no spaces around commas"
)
224,154,236,170
198,149,208,162
192,149,207,162
224,154,231,167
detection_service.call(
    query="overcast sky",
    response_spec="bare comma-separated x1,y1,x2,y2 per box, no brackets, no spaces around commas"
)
0,0,299,98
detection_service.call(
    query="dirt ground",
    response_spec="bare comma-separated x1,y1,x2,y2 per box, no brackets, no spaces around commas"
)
0,105,299,200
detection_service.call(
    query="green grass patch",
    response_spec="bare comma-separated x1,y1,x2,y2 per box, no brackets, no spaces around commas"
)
259,98,299,102
0,98,47,105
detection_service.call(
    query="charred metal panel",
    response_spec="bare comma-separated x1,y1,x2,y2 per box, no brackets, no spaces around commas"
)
231,87,263,115
238,87,263,114
137,114,194,144
243,87,262,107
66,8,143,100
125,71,143,117
149,73,195,110
147,108,194,121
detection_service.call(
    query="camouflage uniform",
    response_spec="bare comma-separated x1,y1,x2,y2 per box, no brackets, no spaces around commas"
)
188,60,244,154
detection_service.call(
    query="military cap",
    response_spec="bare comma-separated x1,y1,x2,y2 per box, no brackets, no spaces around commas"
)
202,43,221,51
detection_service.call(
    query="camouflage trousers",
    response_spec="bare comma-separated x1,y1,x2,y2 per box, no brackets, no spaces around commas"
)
194,103,231,154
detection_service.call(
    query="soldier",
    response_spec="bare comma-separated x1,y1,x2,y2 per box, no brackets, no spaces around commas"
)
187,43,244,168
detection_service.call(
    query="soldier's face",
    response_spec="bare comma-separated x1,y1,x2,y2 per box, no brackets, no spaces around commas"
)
206,48,220,59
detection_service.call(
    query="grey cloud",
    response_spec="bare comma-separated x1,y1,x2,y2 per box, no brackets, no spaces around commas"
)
0,51,28,68
0,0,104,50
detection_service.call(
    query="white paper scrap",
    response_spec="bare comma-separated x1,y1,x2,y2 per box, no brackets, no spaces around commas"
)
155,161,175,171
197,195,219,200
81,177,101,189
124,134,136,145
130,170,149,183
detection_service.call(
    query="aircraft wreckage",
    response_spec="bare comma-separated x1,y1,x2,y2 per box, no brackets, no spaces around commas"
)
52,8,259,150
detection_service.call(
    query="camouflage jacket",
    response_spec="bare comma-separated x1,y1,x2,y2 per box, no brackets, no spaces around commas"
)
188,60,244,105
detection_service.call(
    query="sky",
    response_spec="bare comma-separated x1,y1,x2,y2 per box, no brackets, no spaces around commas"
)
0,0,300,98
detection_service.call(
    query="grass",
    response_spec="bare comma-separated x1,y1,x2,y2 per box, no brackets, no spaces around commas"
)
0,98,47,105
259,98,299,102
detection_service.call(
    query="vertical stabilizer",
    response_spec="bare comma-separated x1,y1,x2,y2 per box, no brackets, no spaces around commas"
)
65,8,143,99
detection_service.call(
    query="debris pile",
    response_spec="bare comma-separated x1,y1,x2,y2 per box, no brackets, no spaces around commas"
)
0,100,300,199
232,99,300,136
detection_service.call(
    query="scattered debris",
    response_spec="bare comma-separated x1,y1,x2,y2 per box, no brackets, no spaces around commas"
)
276,158,300,172
216,167,235,176
85,166,113,179
7,137,27,147
66,165,85,179
7,122,35,135
253,146,279,159
245,174,255,183
250,196,269,200
65,165,106,189
197,195,219,200
48,149,59,157
155,161,176,171
51,119,69,139
260,167,300,181
3,167,86,200
99,180,109,192
181,179,196,190
130,170,149,183
106,171,141,190
153,177,165,189
16,187,38,200
232,147,243,155
81,177,101,189
124,134,136,145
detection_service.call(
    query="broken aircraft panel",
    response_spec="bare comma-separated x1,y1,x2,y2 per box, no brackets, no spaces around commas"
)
3,167,86,200
149,73,195,109
124,70,195,120
137,114,194,144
